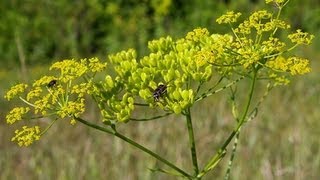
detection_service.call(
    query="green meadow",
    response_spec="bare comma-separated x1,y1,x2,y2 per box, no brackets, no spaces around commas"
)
1,1,319,179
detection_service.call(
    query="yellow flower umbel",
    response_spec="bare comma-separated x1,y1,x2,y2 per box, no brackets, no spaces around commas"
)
11,126,41,146
6,107,30,124
4,83,28,101
213,0,313,85
266,56,311,75
4,57,107,146
216,11,242,24
288,29,315,45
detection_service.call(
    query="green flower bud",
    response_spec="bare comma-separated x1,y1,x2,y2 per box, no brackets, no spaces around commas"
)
173,104,182,114
172,88,182,100
139,89,151,100
105,75,114,88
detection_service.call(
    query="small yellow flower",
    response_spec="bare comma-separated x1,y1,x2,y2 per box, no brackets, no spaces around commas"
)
70,119,77,125
269,73,290,86
34,94,51,115
27,87,43,101
49,85,65,104
11,126,41,146
57,99,85,118
32,76,57,87
267,56,289,71
288,29,315,45
194,50,214,66
216,11,242,24
87,57,108,72
4,83,28,101
186,28,210,42
71,80,97,97
288,57,311,75
265,0,286,4
6,107,30,124
50,59,88,82
262,37,286,54
266,56,311,75
249,10,272,34
234,20,251,34
271,19,290,29
238,48,261,68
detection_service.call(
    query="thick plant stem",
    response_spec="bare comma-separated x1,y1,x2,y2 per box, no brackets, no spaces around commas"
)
74,117,193,179
199,71,257,178
185,107,200,177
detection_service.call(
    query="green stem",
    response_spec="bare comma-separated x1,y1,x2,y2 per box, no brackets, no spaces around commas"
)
239,70,257,124
195,76,244,103
130,112,172,121
19,97,36,108
74,117,193,179
185,107,199,177
224,130,240,180
199,70,257,177
40,118,58,136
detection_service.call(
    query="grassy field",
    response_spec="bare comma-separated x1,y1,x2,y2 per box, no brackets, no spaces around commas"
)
1,45,319,180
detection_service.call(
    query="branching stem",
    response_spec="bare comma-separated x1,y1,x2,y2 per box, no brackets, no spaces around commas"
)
74,116,193,179
198,69,257,178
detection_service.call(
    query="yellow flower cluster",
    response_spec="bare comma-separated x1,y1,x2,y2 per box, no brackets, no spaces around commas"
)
71,81,97,97
5,57,108,146
27,87,42,101
213,3,313,80
261,37,286,55
266,56,311,75
288,29,315,45
57,99,85,118
238,48,261,68
216,11,242,24
11,126,41,146
234,11,290,35
84,57,108,73
34,94,54,115
265,0,286,4
186,28,210,42
50,60,88,82
194,50,214,67
269,73,290,85
4,83,28,100
6,107,30,124
32,76,56,87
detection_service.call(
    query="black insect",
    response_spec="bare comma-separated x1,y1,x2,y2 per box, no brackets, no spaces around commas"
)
153,84,167,101
47,79,57,88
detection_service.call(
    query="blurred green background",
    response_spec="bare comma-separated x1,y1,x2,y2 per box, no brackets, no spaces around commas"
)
1,0,319,179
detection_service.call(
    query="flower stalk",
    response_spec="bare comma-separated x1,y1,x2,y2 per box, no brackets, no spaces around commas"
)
185,107,200,177
74,116,193,179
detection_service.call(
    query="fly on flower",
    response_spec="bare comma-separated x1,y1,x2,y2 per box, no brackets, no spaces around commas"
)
153,84,167,101
47,80,57,88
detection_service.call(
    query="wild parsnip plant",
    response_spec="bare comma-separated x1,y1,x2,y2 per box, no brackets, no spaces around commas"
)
4,0,314,179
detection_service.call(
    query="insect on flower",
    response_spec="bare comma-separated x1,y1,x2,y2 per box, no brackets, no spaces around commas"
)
47,80,57,88
153,84,167,101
